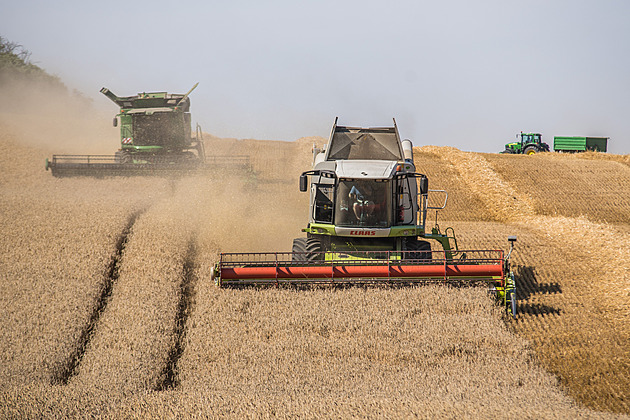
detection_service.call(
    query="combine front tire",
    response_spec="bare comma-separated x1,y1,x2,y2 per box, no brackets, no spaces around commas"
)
292,237,323,262
405,238,432,261
115,151,132,164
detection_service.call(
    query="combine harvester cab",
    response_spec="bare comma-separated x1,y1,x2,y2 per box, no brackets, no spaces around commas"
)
213,118,518,317
45,83,250,177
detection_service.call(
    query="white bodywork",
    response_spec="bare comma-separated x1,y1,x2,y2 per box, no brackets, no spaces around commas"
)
306,120,420,231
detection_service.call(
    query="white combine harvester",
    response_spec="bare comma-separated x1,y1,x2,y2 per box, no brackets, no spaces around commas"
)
213,118,518,317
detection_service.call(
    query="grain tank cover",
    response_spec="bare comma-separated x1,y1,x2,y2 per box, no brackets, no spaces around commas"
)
335,160,397,179
99,82,198,112
326,124,404,161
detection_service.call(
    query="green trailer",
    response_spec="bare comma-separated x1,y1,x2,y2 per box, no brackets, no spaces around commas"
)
553,136,608,153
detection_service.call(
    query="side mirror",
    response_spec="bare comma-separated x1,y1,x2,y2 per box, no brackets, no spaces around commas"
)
299,174,308,192
419,176,428,195
113,117,118,127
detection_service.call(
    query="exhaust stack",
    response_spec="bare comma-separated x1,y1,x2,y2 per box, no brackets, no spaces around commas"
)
402,139,414,162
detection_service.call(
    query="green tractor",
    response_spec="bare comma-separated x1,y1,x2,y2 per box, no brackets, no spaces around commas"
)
502,132,550,155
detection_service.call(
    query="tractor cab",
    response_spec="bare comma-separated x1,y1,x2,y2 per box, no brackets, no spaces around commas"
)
521,132,542,145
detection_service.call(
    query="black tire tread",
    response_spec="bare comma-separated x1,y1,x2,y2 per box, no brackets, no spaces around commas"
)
405,239,432,261
292,237,323,262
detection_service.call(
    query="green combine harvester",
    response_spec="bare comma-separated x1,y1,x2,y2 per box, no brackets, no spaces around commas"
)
45,83,249,177
213,118,519,318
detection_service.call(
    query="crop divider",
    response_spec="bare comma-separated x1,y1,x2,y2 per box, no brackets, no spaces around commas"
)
274,252,279,287
330,257,335,284
443,250,447,281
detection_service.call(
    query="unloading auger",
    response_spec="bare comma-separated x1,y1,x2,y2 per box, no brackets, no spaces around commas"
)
212,118,518,317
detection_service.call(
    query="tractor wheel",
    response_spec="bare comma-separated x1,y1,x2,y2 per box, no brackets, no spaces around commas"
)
501,148,515,154
292,237,323,262
523,146,538,155
405,238,432,261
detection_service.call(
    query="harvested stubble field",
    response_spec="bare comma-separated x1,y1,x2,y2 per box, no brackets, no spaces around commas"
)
1,119,629,418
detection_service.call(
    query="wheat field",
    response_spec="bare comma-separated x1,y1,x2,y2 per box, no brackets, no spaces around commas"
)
0,118,629,418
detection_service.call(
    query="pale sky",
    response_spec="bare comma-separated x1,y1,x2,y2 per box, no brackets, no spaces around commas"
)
2,0,629,153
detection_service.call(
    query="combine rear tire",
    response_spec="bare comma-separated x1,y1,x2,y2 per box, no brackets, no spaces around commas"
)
405,239,432,261
292,237,323,262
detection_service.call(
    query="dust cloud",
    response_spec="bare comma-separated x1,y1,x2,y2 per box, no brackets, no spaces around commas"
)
0,72,120,155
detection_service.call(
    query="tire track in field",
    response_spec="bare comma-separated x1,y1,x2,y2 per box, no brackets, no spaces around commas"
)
156,237,199,391
63,186,204,394
52,209,144,385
